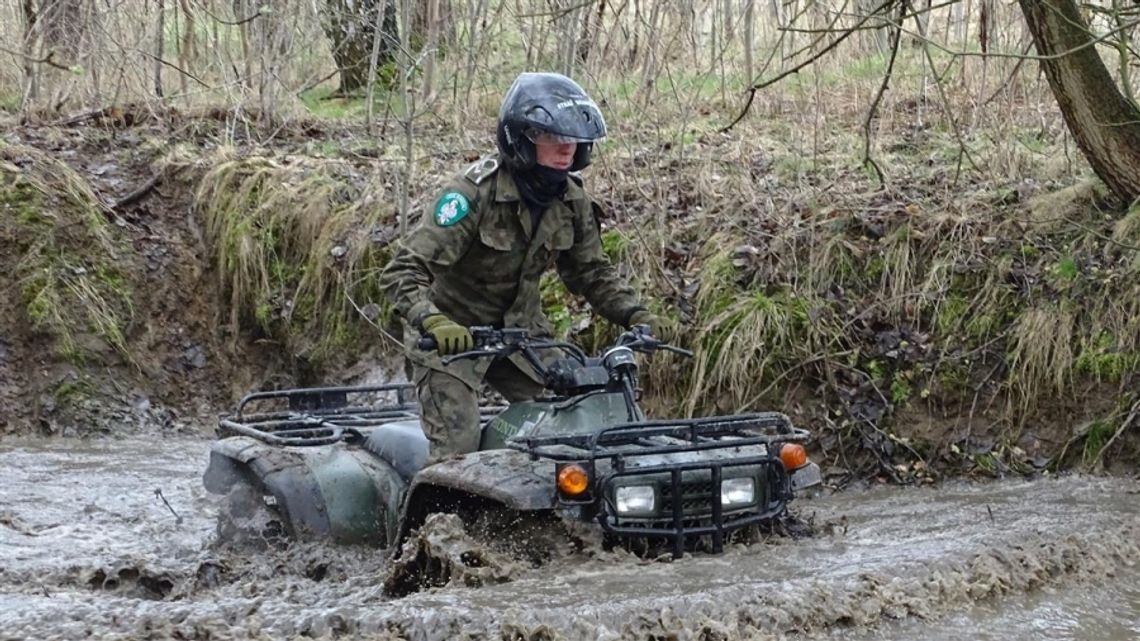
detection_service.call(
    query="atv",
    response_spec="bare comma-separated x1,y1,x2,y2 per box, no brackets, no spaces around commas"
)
202,325,822,559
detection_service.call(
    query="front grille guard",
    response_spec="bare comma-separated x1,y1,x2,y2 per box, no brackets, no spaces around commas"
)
505,413,805,557
597,456,792,558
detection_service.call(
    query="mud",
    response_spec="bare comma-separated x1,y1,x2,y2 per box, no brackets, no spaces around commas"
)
383,513,522,597
3,436,1140,641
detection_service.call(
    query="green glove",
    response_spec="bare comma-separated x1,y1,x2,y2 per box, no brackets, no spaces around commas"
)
628,308,678,341
421,314,473,356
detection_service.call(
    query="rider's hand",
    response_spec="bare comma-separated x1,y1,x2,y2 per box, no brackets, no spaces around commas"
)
628,309,678,342
421,314,473,355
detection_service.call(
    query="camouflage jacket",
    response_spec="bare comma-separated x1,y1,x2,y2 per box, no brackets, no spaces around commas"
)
379,156,643,385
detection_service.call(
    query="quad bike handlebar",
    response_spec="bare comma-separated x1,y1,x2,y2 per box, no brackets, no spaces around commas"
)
417,324,692,364
418,324,691,417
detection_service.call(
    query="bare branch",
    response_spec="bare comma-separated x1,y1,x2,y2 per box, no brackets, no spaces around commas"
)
0,44,72,71
200,7,264,27
863,0,909,188
911,0,981,177
721,0,899,133
136,50,211,89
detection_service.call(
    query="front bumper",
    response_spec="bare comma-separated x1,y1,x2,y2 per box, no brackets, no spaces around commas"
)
594,457,792,557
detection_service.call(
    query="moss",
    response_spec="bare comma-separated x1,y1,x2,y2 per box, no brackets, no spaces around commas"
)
890,372,913,405
1075,332,1139,382
934,363,973,397
0,92,20,113
540,273,572,338
2,153,134,362
865,254,885,281
935,294,970,337
1050,255,1079,283
1082,419,1115,466
52,377,95,402
600,229,629,262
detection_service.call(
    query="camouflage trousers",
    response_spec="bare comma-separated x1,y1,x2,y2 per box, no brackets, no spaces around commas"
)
414,359,544,462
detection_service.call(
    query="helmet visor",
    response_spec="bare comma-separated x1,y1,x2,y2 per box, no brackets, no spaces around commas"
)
525,129,602,145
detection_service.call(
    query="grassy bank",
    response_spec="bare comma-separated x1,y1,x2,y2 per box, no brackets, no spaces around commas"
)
177,107,1137,480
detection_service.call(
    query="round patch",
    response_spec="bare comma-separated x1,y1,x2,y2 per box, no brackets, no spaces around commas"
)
434,192,470,227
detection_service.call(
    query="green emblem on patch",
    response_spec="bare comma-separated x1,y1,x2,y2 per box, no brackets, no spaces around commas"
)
434,192,469,227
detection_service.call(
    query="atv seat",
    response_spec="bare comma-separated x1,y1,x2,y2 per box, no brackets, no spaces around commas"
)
363,421,429,481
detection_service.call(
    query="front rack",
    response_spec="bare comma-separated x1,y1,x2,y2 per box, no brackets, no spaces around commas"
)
506,412,808,464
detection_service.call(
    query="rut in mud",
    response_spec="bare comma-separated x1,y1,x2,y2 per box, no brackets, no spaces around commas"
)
2,436,1140,641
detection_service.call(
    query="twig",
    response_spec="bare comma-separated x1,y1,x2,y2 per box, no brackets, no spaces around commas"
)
1091,398,1140,469
862,0,908,188
296,69,342,97
154,488,183,525
113,174,161,210
0,44,71,71
517,0,595,21
136,50,210,89
778,0,958,32
721,0,899,133
980,40,1036,108
200,6,263,26
50,106,113,127
911,3,981,177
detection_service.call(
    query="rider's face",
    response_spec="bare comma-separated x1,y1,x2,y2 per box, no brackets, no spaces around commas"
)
533,134,577,170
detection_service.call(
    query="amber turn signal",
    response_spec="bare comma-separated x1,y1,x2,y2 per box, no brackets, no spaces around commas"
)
779,443,808,470
557,463,590,496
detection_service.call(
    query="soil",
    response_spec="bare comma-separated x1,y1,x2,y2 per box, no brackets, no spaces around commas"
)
1,115,388,438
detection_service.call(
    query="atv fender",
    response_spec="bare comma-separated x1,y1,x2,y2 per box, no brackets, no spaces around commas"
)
204,436,406,544
392,449,556,550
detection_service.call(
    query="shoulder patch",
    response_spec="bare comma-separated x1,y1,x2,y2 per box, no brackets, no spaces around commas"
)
463,157,499,185
434,192,470,227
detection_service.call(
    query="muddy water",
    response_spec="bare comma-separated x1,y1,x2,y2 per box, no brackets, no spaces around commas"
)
2,436,1139,641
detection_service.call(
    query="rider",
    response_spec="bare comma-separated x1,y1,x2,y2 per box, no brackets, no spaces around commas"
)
379,71,660,460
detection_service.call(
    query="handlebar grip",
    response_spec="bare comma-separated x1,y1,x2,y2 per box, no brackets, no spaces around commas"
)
417,336,437,351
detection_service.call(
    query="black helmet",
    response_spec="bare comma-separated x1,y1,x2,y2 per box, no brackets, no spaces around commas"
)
496,72,607,172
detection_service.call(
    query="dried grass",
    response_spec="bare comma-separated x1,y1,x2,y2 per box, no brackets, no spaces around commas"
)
192,150,400,361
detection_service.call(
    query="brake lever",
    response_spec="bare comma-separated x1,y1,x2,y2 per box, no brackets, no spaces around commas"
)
660,344,694,358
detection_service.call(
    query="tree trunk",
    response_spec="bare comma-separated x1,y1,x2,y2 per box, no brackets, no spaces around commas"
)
322,0,398,95
1019,0,1140,200
411,0,451,51
22,0,38,101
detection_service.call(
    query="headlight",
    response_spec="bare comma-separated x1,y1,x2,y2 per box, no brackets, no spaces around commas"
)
721,477,756,507
615,485,656,515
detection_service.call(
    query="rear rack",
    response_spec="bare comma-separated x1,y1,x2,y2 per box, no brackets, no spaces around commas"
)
506,412,808,463
219,384,420,447
217,383,507,447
